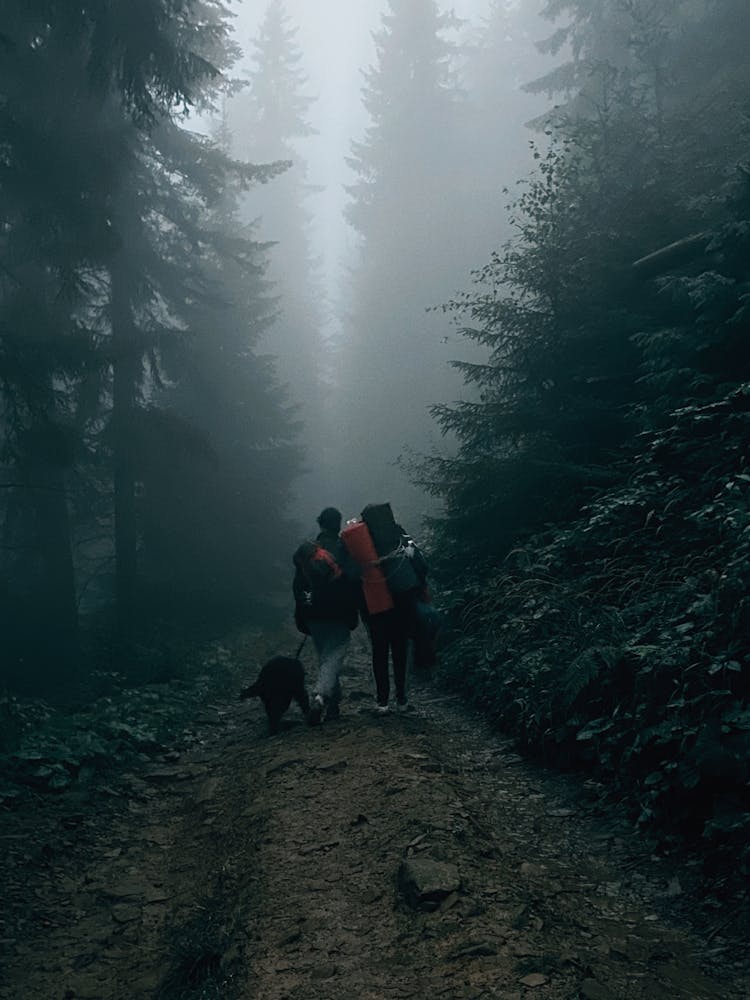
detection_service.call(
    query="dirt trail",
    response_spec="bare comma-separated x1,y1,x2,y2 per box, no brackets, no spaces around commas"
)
1,638,749,1000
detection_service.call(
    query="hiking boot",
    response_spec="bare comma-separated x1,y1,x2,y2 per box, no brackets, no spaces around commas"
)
396,699,415,714
307,694,325,727
374,701,390,715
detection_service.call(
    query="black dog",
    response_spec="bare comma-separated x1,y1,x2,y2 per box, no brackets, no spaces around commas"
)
239,656,310,735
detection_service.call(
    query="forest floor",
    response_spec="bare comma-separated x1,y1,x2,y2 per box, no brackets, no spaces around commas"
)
1,629,749,1000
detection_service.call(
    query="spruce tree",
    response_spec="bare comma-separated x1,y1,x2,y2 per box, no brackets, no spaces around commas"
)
0,3,131,683
227,1,326,516
337,0,467,521
423,0,731,564
0,0,296,684
137,124,302,620
457,0,549,263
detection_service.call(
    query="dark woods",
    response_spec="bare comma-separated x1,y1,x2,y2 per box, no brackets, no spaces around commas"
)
422,0,750,871
0,1,301,695
1,0,749,875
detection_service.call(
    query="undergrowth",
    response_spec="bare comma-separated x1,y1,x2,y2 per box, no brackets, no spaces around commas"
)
437,391,750,874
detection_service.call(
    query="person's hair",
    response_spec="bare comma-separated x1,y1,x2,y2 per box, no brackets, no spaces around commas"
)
317,506,342,532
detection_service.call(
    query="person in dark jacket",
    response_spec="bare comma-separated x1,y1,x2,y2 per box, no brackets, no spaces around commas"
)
293,507,359,725
366,523,429,714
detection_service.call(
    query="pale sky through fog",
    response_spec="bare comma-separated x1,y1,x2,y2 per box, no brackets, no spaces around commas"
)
226,0,493,312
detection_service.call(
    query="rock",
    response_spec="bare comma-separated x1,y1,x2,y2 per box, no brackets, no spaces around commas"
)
398,857,461,911
100,878,144,899
265,758,304,778
519,972,548,987
141,768,184,785
665,876,682,897
111,904,140,924
0,786,23,806
447,940,498,960
299,840,340,855
317,758,348,774
194,777,219,804
310,963,337,980
439,891,462,912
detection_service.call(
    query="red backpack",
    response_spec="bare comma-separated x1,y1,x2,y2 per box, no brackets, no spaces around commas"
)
293,540,359,628
293,541,343,590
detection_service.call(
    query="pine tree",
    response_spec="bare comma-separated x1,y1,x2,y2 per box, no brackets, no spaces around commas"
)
0,0,295,685
420,138,647,563
0,3,135,683
337,0,467,521
456,0,549,263
136,126,303,619
227,1,326,516
412,4,660,561
94,0,238,635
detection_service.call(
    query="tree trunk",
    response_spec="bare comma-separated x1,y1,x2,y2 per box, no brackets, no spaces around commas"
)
110,255,139,637
0,445,79,692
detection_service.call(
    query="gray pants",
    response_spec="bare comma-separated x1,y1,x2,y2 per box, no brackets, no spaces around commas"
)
308,619,350,706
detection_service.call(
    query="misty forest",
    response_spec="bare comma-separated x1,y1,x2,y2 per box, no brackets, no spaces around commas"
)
2,1,750,998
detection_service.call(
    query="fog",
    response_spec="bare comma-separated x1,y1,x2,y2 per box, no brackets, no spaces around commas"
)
222,0,551,528
2,0,558,685
230,0,387,299
229,0,491,298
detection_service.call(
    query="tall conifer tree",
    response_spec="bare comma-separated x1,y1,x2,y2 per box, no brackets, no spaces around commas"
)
228,1,326,516
455,0,548,264
137,122,302,618
336,0,467,521
1,0,229,680
0,0,301,684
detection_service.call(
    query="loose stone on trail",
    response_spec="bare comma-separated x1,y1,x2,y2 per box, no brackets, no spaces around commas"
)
518,972,548,987
447,940,499,960
398,856,462,911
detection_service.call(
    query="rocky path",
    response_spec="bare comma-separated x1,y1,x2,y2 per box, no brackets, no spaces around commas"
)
1,638,749,999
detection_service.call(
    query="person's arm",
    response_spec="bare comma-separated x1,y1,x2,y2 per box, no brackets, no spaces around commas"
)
401,531,428,584
292,566,312,633
292,566,308,604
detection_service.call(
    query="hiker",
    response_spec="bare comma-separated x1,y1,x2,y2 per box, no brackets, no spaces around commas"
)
342,503,430,714
369,523,429,713
293,507,360,725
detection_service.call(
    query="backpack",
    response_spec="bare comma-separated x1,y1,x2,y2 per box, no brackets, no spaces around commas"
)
293,541,359,628
293,541,343,591
360,503,427,595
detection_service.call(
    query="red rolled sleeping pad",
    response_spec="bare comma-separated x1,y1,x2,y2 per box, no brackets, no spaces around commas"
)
340,520,394,614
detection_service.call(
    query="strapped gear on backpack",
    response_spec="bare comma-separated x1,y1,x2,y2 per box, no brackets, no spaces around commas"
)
293,540,359,629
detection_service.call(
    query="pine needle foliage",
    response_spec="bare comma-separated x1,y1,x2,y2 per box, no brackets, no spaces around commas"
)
427,0,750,871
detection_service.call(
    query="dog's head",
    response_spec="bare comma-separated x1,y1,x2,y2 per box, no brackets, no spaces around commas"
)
239,681,260,700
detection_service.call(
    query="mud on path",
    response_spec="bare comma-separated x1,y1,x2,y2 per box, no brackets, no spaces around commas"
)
2,634,749,1000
